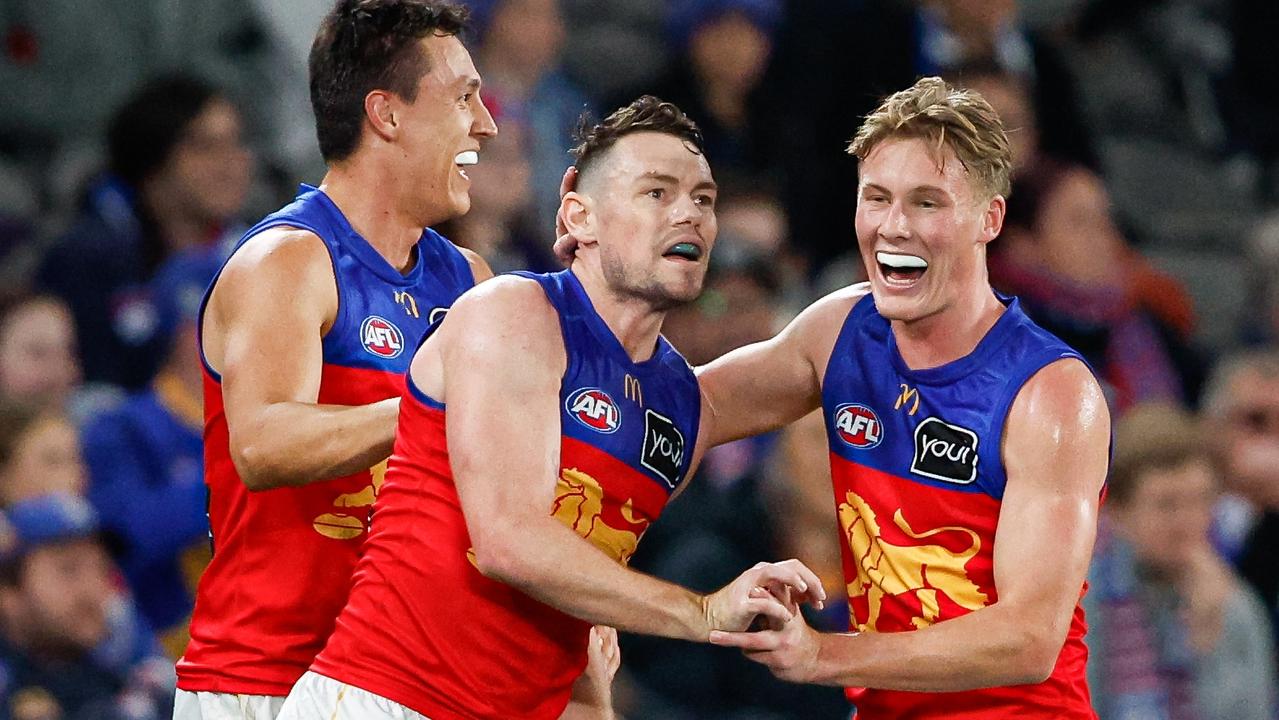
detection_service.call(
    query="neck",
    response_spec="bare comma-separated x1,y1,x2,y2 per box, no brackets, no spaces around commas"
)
571,262,666,363
140,183,209,252
891,283,1005,370
319,163,425,274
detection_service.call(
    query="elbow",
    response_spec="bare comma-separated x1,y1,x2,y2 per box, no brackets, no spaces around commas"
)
1008,627,1064,685
231,440,290,491
471,532,534,587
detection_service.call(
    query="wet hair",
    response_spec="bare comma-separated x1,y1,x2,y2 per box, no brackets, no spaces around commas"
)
108,74,221,187
309,0,470,163
849,76,1013,201
570,96,704,186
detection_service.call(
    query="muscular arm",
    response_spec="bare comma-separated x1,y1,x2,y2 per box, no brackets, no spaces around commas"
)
716,359,1111,690
433,278,819,642
206,229,399,490
695,287,861,446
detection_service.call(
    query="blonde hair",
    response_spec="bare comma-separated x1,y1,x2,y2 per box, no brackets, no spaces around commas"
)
848,76,1012,200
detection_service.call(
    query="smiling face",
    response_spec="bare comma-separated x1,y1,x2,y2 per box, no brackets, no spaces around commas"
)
392,34,497,226
855,137,1004,324
573,132,718,310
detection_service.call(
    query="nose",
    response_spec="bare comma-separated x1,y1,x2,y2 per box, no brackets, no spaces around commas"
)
473,96,498,139
880,200,911,240
670,192,704,226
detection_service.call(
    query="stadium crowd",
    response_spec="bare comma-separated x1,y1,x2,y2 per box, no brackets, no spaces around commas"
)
0,0,1276,718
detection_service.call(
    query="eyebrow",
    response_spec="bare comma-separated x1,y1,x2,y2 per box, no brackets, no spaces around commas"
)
638,172,718,191
861,182,948,195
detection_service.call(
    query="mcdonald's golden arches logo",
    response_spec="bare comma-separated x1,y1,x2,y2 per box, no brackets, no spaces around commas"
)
895,383,920,415
624,374,643,407
394,291,419,318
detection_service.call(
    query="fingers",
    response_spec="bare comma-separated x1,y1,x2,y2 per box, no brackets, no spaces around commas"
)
708,628,782,651
558,166,578,198
748,559,827,610
554,166,580,266
744,596,793,628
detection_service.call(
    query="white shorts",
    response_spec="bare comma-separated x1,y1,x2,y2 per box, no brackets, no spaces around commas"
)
277,671,432,720
173,689,286,720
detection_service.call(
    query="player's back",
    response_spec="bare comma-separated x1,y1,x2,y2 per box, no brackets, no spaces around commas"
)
821,292,1098,719
312,269,702,720
177,185,476,696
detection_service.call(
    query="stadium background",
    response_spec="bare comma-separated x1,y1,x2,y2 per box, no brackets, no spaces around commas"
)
0,0,1277,718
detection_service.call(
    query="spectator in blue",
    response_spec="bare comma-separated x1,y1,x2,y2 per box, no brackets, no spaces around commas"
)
37,74,252,391
468,0,594,246
0,494,173,720
81,244,224,659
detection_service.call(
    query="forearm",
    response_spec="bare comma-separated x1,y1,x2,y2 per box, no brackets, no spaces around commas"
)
811,604,1060,691
558,699,615,720
477,517,708,642
231,398,399,489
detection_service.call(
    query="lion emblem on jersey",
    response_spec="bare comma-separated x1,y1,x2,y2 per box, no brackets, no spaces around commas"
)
839,491,988,631
551,468,650,564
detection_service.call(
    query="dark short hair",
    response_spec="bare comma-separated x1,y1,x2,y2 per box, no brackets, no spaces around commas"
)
309,0,470,163
570,96,705,184
108,74,221,187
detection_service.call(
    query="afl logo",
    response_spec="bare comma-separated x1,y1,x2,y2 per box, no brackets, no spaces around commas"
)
360,316,404,359
567,388,621,434
834,403,883,449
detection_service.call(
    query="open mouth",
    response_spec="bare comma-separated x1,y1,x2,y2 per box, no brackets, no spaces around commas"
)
454,150,478,180
663,241,703,262
876,251,928,286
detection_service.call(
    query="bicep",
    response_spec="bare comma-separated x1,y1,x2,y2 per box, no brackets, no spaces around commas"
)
441,289,565,544
215,238,335,428
697,329,820,445
992,360,1110,629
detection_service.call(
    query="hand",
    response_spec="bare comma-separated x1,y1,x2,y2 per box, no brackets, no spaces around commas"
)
701,559,826,636
708,587,825,683
553,166,579,266
563,626,621,719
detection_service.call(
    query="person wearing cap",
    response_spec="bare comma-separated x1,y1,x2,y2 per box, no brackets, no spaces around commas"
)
0,494,172,720
1085,402,1276,720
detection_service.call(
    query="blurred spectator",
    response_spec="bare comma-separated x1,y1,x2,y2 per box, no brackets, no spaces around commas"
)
762,0,1090,269
37,74,252,391
619,250,849,720
992,158,1203,412
0,293,81,410
1086,403,1276,720
0,402,85,508
439,119,555,272
1201,351,1279,660
0,494,173,720
616,0,781,180
81,245,223,659
472,0,594,245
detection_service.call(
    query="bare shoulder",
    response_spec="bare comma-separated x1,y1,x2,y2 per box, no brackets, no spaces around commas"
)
437,274,562,357
793,281,871,373
1009,358,1108,435
457,246,494,283
212,226,336,316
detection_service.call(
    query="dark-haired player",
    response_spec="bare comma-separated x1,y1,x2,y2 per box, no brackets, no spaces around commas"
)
280,96,825,720
174,2,495,718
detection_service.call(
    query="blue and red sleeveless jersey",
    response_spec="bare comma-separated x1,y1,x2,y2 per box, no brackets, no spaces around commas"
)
177,185,475,695
822,292,1097,719
311,269,701,720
